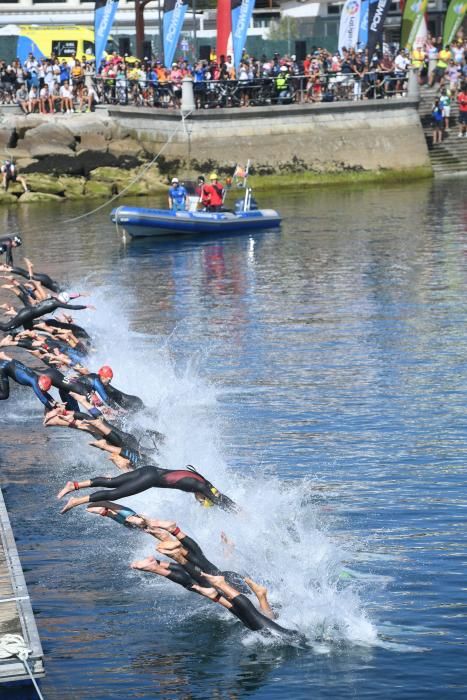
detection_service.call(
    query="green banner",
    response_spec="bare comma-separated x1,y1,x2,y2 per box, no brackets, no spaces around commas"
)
442,0,467,46
401,0,428,50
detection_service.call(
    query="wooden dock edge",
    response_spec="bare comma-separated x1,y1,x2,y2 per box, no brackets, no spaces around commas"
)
0,489,44,683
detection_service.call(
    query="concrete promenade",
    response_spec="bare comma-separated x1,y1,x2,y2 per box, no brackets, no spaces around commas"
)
0,488,44,684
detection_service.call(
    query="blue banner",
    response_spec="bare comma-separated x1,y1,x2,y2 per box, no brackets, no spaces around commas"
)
94,0,119,70
358,0,369,49
231,0,255,73
163,0,188,68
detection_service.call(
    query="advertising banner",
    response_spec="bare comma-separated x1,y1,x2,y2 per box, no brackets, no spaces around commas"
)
94,0,119,70
163,0,188,68
442,0,467,46
231,0,255,72
366,0,392,58
358,0,370,50
217,0,232,63
400,0,428,50
338,0,362,53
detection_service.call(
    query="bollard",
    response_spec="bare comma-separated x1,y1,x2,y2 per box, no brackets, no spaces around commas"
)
181,76,196,114
407,67,420,101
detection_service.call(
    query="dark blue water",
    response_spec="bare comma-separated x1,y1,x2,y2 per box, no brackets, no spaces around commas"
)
0,179,466,699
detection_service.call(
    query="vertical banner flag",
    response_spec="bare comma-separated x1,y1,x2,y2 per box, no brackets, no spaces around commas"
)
217,0,232,63
163,0,188,68
358,0,369,50
338,0,362,54
94,0,119,70
400,0,428,50
231,0,255,73
443,0,467,46
366,0,392,59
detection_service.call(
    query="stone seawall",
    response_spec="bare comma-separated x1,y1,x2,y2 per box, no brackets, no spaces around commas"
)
0,99,431,204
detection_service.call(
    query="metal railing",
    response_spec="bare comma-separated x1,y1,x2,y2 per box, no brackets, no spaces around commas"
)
0,71,409,112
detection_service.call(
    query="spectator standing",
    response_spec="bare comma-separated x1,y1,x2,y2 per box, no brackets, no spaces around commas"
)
457,84,467,137
439,88,451,130
431,97,444,143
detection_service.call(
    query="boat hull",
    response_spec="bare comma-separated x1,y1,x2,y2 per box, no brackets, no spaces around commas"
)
111,206,281,238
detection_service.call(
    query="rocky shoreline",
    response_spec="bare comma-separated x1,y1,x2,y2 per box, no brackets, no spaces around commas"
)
0,106,433,205
0,111,169,205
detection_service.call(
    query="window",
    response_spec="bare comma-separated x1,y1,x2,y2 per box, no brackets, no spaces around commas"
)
83,40,95,55
253,13,279,28
327,4,341,15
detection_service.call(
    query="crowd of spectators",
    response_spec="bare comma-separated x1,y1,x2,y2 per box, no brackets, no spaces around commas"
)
0,33,465,114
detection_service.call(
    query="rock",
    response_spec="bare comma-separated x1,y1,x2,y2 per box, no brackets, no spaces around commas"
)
26,173,65,195
84,180,114,198
57,175,86,199
15,157,40,172
0,128,16,149
89,166,127,183
6,182,25,196
22,121,76,159
121,180,149,196
77,133,108,152
108,138,143,160
18,191,63,203
139,164,168,194
68,114,115,140
0,191,18,205
4,115,48,139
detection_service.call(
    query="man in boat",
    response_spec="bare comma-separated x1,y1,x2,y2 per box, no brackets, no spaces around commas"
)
202,173,224,212
168,177,187,211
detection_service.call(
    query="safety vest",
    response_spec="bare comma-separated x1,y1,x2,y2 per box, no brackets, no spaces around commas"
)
412,49,424,68
275,75,288,90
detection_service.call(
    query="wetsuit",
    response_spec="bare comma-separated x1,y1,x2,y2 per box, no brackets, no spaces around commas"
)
151,557,301,639
0,359,54,409
8,266,61,294
39,367,101,416
0,238,17,266
73,373,144,411
41,318,91,344
15,335,87,364
0,298,87,332
87,465,236,511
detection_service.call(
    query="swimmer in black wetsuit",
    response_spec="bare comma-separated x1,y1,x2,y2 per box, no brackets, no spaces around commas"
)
0,236,22,267
87,503,252,594
0,352,55,409
0,296,93,332
128,523,302,641
57,464,237,513
0,256,61,293
73,365,145,412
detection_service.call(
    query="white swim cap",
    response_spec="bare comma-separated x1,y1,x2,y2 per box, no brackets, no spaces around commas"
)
58,292,70,303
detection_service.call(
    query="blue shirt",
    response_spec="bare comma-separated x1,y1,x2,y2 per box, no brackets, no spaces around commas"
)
169,185,187,208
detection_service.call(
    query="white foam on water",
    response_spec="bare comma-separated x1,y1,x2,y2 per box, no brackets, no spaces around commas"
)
51,282,381,650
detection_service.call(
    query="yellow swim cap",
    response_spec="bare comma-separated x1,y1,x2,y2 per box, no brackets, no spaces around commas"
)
209,172,218,180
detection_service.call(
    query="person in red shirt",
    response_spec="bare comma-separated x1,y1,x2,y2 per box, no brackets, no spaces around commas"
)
202,173,224,211
457,85,467,137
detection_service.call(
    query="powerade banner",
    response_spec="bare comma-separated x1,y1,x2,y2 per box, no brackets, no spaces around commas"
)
400,0,428,50
94,0,119,69
231,0,255,73
338,0,361,54
358,0,369,49
163,0,188,68
443,0,467,46
366,0,392,59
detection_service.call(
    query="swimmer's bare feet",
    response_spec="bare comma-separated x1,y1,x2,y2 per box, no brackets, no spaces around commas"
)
156,541,182,554
244,577,268,598
60,497,80,514
131,556,167,574
108,454,132,472
57,481,77,499
192,585,220,600
199,572,226,587
89,439,107,450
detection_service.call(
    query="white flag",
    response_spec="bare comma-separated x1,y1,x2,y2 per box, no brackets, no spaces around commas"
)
338,0,362,54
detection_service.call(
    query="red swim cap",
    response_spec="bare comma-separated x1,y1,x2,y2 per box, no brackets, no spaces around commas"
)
98,365,113,380
38,375,52,392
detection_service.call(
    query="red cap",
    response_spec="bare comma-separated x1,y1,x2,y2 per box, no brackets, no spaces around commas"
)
38,375,52,392
98,365,113,380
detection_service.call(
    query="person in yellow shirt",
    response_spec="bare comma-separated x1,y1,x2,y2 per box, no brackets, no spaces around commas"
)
411,46,426,85
434,45,452,85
